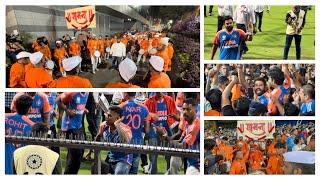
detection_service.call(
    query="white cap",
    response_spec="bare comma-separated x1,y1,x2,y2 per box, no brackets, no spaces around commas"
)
154,34,159,38
16,51,31,59
284,151,315,164
149,55,164,72
30,52,43,65
62,56,81,71
56,40,62,44
92,34,96,37
94,50,100,57
13,29,19,36
45,60,54,70
160,37,170,46
71,37,76,40
149,48,157,55
112,92,124,104
118,58,137,82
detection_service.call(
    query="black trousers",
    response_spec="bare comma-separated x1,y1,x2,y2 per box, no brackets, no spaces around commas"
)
255,11,264,30
217,16,224,32
64,129,84,174
236,24,249,54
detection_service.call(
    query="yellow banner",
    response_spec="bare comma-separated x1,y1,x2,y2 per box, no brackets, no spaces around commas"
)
65,6,96,30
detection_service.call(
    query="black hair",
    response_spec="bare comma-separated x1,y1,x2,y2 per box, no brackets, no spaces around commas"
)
268,67,285,85
16,95,33,115
65,66,79,75
185,98,197,108
254,77,267,87
204,139,216,151
284,103,300,116
235,96,250,116
206,89,222,111
275,142,286,149
126,92,136,97
109,106,123,117
223,15,233,22
294,137,300,145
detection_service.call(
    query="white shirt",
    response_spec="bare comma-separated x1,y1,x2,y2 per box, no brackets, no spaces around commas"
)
254,5,270,13
110,42,126,57
234,5,256,24
218,5,233,17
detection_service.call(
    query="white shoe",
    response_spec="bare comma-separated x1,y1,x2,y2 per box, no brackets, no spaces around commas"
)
143,165,149,174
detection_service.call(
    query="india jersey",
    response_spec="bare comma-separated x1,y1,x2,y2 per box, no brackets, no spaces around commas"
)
149,100,170,139
11,93,50,123
61,92,89,131
183,119,200,169
5,113,34,174
103,125,133,165
47,93,57,127
271,85,290,104
258,94,269,107
214,29,246,60
300,99,315,115
120,100,151,144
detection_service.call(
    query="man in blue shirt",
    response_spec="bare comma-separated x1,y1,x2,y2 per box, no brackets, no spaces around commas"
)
56,92,89,174
211,16,248,60
119,92,151,174
299,84,315,116
5,95,34,174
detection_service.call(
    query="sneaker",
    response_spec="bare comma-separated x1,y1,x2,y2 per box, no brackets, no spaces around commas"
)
143,165,149,174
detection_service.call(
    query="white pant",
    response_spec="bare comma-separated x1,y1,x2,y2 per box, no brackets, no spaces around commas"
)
186,166,200,175
91,55,99,73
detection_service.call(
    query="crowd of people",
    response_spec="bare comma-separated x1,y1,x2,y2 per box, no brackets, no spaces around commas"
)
5,92,200,175
204,64,315,116
6,30,174,88
204,121,315,175
207,5,311,60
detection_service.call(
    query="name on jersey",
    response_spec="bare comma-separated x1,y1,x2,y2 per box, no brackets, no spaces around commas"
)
157,110,168,121
5,118,30,130
125,106,142,113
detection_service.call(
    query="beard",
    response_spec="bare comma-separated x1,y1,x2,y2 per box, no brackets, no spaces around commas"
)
255,88,265,96
226,26,233,32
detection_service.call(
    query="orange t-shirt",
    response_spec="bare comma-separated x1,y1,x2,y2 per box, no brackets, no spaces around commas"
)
148,72,171,88
152,38,160,47
97,39,105,53
231,84,241,102
25,63,34,73
230,159,247,175
105,82,140,88
266,155,284,174
249,150,263,171
204,109,222,116
51,75,93,88
167,43,174,59
68,42,81,56
32,41,40,52
9,62,27,88
39,45,51,60
53,47,67,61
104,39,111,48
25,67,53,88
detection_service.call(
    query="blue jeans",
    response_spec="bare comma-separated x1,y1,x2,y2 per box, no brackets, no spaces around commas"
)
112,161,131,174
129,153,140,174
112,56,122,69
283,34,301,60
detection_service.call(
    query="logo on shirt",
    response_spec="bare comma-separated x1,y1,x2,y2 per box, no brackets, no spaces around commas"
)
36,99,41,106
76,97,80,104
222,35,226,40
26,154,43,169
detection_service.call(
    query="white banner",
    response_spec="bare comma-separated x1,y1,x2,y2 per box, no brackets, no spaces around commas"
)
237,120,275,140
65,6,96,30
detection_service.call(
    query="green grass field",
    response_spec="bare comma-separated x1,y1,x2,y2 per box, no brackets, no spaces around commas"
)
57,118,181,174
204,6,315,60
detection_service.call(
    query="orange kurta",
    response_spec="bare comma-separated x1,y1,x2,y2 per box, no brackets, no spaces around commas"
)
105,82,140,88
51,76,92,88
25,67,53,88
148,73,171,88
39,45,51,60
68,42,81,56
97,39,105,56
32,41,40,52
266,155,284,174
167,43,174,71
249,150,263,171
87,39,97,56
54,47,67,73
9,62,27,88
230,159,247,175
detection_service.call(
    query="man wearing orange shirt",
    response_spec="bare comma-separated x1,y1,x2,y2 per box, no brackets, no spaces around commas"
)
53,40,68,75
104,36,112,60
249,143,264,173
148,56,171,88
9,51,31,88
68,37,81,57
105,58,140,88
155,37,170,73
87,34,97,73
266,142,286,174
137,36,149,64
229,149,249,174
25,52,53,88
97,35,105,62
204,89,222,116
51,56,92,88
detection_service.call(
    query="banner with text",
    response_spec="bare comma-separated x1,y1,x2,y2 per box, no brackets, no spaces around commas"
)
65,6,96,30
237,120,275,140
